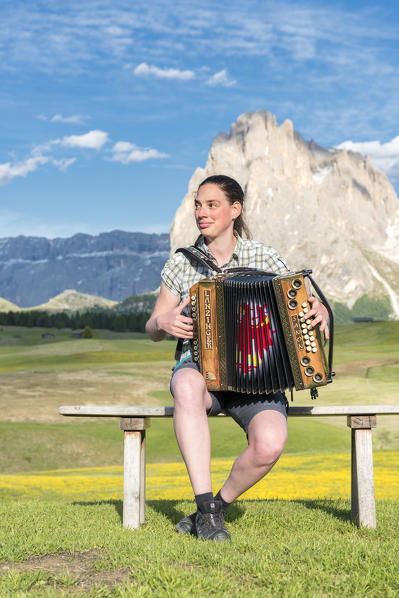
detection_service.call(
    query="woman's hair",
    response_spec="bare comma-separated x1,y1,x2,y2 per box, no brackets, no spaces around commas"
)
196,174,251,239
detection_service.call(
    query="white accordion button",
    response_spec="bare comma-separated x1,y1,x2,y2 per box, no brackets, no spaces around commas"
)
305,340,311,346
312,347,317,353
299,311,304,318
304,334,309,340
311,341,316,347
303,308,309,313
302,302,307,308
310,335,315,341
306,347,311,352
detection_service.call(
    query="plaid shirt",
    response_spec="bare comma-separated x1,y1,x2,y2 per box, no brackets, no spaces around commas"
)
161,234,290,363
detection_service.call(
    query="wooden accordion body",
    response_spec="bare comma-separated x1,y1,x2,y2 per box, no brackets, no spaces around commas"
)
190,271,330,395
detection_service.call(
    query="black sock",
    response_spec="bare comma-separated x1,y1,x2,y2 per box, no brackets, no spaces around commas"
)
195,492,214,512
215,490,232,512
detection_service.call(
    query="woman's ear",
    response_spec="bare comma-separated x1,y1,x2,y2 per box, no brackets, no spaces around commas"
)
231,201,242,220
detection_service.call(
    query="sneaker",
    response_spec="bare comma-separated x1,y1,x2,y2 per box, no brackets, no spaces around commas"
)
175,512,196,535
195,499,231,542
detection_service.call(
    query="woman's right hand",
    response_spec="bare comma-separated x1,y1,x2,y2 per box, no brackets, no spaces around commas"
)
156,297,194,338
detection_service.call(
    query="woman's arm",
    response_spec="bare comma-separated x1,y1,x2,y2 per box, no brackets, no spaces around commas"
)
145,282,194,342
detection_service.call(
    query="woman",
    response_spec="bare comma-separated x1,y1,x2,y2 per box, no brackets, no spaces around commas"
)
146,175,329,542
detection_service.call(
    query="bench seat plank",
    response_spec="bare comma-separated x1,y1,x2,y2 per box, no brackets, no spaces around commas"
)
59,405,399,417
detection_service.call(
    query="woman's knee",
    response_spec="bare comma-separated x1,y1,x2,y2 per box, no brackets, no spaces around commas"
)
171,369,210,410
250,434,287,467
247,414,288,467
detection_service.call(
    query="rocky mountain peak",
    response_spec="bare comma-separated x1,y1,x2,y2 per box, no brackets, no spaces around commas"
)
170,110,399,317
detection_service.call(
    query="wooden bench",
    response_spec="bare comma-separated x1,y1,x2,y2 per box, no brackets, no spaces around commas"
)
59,404,399,530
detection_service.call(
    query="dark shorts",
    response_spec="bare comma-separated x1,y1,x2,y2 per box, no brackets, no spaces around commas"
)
170,358,288,436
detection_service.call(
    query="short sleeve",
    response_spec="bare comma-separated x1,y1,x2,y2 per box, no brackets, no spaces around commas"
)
161,253,184,297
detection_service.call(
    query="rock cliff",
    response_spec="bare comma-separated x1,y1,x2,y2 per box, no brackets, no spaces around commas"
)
0,231,169,307
170,111,399,317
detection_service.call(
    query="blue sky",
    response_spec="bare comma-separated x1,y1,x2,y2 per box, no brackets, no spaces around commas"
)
1,0,399,239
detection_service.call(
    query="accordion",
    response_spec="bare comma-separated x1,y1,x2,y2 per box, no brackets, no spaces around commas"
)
190,270,333,397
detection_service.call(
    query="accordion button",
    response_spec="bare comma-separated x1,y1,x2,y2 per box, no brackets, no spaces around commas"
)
308,325,312,330
311,342,316,347
310,335,315,341
303,308,309,313
306,347,311,352
312,347,317,353
306,319,311,325
300,317,305,323
302,302,307,308
305,340,311,346
299,311,304,318
304,334,309,340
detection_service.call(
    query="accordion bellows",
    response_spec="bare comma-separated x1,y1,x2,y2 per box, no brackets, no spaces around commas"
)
190,271,330,395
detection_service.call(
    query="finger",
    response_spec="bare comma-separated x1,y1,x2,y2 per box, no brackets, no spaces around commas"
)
179,315,194,325
175,321,193,332
178,297,191,312
311,314,323,327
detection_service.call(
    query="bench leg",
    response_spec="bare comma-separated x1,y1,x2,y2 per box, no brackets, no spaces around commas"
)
140,430,146,524
348,416,376,529
120,418,150,529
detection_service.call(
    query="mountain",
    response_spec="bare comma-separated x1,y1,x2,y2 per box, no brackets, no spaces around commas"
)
0,298,19,312
33,290,117,312
170,111,399,318
0,230,169,307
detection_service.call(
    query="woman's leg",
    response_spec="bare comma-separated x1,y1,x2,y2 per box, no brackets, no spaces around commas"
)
171,367,213,495
219,410,288,503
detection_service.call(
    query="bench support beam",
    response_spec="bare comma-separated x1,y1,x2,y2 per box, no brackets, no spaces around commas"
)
119,418,151,529
347,415,376,529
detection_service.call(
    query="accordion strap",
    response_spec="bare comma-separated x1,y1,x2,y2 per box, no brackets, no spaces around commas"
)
304,270,335,384
175,246,222,273
175,246,275,277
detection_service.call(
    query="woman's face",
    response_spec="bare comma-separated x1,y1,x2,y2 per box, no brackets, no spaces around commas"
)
194,183,242,240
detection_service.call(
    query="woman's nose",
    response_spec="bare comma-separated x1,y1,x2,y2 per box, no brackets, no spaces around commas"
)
197,205,207,218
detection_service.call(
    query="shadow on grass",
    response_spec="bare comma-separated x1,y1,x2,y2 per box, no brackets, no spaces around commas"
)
71,498,245,529
148,499,245,525
73,499,123,523
293,499,351,523
72,498,350,527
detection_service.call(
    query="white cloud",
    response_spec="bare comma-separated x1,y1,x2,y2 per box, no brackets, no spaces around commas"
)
36,114,85,124
206,69,236,87
111,141,169,164
61,130,108,150
133,62,195,80
52,157,76,172
51,114,85,124
0,155,49,186
337,136,399,180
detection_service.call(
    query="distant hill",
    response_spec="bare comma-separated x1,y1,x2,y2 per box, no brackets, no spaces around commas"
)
114,292,158,314
0,297,20,312
0,290,117,313
33,290,117,312
0,230,169,307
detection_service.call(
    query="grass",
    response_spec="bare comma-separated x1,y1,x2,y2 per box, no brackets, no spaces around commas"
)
0,321,398,595
0,499,398,597
0,418,351,474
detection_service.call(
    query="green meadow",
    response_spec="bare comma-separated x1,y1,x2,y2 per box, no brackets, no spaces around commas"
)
0,322,398,596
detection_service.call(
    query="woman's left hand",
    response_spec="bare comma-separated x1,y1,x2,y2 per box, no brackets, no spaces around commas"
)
306,296,330,339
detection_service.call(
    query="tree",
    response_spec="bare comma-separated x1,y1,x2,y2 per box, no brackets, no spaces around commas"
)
82,325,93,339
